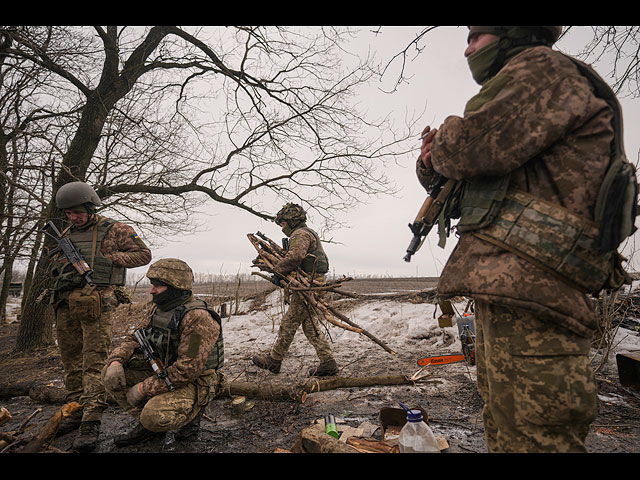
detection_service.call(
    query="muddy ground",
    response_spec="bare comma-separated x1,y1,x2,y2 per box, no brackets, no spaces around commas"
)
1,277,640,455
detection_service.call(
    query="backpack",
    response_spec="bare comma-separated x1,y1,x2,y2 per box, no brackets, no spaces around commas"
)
567,55,639,254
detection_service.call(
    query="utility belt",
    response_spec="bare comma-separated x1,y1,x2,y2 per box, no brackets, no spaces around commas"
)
466,189,627,294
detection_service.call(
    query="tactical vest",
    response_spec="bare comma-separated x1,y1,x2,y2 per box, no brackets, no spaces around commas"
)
51,216,126,291
143,298,224,371
296,227,329,274
446,54,636,295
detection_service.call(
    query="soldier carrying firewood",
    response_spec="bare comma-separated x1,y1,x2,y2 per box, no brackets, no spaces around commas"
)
252,203,340,377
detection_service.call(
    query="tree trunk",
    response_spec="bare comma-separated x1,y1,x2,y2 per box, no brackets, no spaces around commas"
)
221,374,441,403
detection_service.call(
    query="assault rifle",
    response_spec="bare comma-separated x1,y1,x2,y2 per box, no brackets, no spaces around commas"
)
134,329,175,391
42,220,95,286
403,177,457,262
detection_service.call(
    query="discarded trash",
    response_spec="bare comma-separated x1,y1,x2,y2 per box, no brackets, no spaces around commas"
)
398,402,440,453
324,414,339,439
617,352,640,390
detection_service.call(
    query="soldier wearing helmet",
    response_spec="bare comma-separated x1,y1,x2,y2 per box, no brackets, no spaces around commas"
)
49,181,152,452
103,258,224,446
252,203,338,377
415,26,618,452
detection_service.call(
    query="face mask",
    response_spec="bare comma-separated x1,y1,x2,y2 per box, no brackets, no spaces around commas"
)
281,224,294,237
467,39,500,85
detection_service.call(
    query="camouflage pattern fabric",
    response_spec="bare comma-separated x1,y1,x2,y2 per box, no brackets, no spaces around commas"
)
419,45,614,338
274,227,320,275
474,300,598,452
108,308,221,397
53,218,151,423
56,288,119,422
103,354,222,432
270,282,334,363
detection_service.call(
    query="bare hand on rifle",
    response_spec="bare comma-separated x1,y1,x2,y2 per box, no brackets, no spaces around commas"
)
420,126,438,170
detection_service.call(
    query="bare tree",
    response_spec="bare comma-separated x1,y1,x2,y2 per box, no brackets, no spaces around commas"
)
1,26,417,350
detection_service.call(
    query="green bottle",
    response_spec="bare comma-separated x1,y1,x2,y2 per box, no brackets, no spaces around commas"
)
324,414,339,439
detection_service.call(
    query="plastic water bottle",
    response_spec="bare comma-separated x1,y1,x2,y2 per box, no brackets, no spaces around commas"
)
398,408,440,453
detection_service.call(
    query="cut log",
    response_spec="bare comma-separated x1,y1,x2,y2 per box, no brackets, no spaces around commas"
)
298,424,361,453
346,436,399,453
221,374,441,402
19,402,81,453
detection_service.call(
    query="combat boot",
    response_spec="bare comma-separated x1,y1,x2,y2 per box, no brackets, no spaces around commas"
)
252,353,281,373
308,359,339,377
175,409,203,441
72,420,101,452
113,423,163,447
55,408,83,437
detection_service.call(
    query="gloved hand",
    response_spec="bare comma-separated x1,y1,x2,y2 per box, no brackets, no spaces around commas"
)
270,273,284,287
104,361,126,392
126,382,147,407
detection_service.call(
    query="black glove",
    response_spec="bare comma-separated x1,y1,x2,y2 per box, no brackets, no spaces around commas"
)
270,273,284,287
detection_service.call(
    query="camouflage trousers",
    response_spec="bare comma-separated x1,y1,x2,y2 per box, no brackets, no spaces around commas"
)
271,290,334,363
54,287,120,422
103,355,222,432
474,300,598,452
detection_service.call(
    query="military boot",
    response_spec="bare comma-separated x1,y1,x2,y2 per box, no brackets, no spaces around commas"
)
175,409,203,441
252,353,281,373
308,359,339,377
113,423,163,447
55,408,83,437
72,420,101,452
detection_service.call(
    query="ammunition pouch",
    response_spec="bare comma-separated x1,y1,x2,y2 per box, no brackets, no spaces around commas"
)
68,286,102,321
472,190,626,294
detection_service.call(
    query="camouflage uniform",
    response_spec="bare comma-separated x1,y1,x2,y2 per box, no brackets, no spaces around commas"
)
49,182,151,451
417,27,608,452
105,305,223,432
253,204,337,376
104,258,224,444
271,227,334,364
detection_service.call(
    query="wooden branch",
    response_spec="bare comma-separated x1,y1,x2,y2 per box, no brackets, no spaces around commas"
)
248,232,395,354
19,402,81,453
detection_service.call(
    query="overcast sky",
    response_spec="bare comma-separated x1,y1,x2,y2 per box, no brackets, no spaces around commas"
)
141,26,640,281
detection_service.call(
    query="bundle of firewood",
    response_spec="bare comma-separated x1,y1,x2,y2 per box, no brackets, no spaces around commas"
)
248,231,395,354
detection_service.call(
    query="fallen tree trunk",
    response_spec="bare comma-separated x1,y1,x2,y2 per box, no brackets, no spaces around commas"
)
220,374,441,403
0,382,66,403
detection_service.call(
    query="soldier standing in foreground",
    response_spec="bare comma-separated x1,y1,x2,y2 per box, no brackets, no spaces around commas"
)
103,258,224,446
49,181,152,451
252,203,339,377
417,26,632,452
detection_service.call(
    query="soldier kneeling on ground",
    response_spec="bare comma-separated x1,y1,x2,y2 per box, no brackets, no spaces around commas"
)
102,258,224,446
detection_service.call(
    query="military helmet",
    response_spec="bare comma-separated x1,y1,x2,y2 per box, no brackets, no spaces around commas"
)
146,258,194,291
56,181,102,209
468,26,563,45
274,203,307,226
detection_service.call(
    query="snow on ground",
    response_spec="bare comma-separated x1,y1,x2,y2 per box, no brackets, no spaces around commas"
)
218,286,640,382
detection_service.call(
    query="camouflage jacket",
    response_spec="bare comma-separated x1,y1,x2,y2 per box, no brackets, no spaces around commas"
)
107,307,221,397
275,226,320,275
99,219,152,269
418,46,614,338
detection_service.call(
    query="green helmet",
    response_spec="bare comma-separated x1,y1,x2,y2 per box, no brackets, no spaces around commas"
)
56,181,102,209
468,26,563,45
274,203,307,226
146,258,194,290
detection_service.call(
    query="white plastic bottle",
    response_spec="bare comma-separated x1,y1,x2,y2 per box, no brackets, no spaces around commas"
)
398,409,440,453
